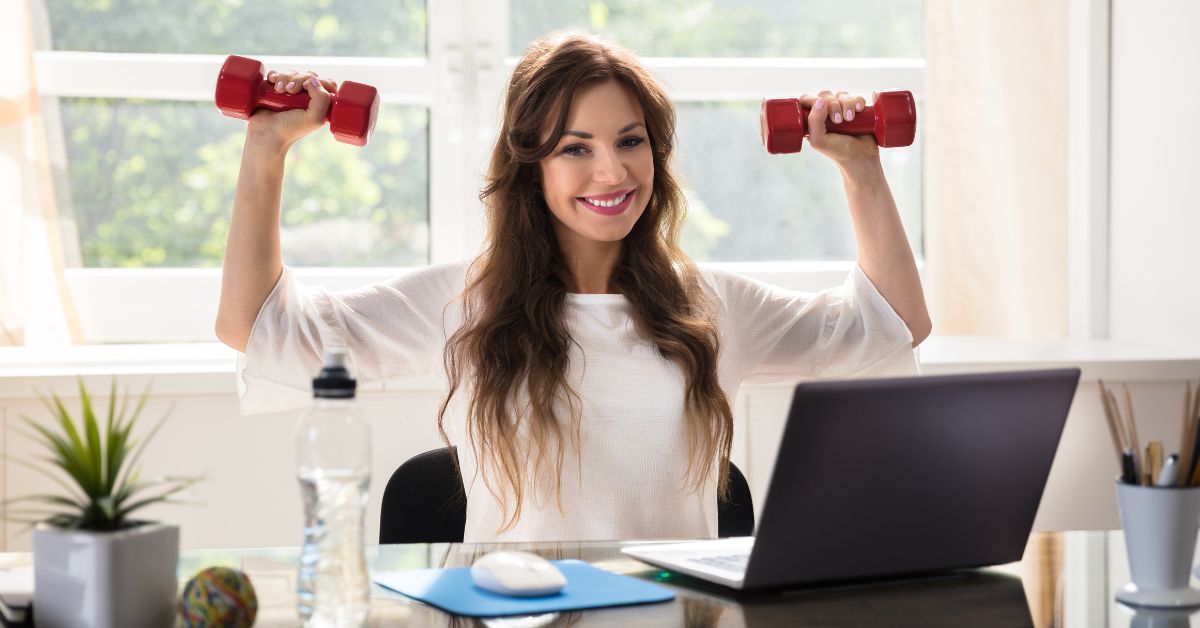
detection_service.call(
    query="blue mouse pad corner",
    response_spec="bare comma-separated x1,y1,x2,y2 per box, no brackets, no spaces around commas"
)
372,559,675,618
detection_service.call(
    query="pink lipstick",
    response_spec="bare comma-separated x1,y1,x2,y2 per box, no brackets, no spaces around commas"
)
576,188,636,216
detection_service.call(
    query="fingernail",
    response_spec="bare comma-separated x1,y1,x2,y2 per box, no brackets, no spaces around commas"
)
275,80,283,91
845,110,854,121
286,81,296,90
267,71,275,81
306,77,319,88
833,112,843,123
815,98,825,110
856,102,864,111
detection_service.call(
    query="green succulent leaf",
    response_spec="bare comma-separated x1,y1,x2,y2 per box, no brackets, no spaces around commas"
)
7,378,200,532
79,380,105,494
23,420,91,491
0,456,84,502
113,404,171,494
115,480,197,521
104,379,122,494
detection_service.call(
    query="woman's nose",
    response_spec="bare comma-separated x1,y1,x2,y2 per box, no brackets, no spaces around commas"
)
592,148,627,185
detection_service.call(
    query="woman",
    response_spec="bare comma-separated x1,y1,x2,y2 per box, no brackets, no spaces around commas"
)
216,33,931,543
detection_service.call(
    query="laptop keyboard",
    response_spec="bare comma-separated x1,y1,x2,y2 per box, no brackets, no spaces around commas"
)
688,553,749,572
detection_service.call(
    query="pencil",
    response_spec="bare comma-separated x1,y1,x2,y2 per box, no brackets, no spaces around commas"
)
1189,406,1200,486
1147,441,1163,486
1191,439,1200,486
1105,383,1135,479
1121,385,1143,484
1099,382,1125,467
1100,381,1129,447
1103,387,1136,482
1182,382,1198,486
1190,379,1200,483
1121,449,1138,485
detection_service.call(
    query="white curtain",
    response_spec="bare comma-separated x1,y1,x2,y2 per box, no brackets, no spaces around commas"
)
924,0,1068,337
0,0,82,346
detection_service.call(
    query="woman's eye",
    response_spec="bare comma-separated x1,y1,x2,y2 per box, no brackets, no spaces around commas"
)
562,136,643,156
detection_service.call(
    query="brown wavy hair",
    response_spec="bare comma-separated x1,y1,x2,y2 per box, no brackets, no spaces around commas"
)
438,33,733,532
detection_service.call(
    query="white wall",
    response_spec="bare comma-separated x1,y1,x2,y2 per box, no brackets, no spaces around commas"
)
1109,0,1200,349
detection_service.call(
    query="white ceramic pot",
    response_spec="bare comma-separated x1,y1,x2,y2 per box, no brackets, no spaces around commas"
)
32,522,179,628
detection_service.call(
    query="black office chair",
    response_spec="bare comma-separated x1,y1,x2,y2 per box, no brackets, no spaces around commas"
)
379,446,755,544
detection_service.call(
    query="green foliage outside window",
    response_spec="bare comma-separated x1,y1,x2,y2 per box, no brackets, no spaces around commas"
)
511,0,922,57
54,99,428,268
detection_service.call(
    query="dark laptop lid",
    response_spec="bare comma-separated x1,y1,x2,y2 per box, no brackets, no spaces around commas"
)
745,368,1080,589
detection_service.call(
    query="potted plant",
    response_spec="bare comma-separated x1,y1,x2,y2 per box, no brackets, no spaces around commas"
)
6,379,198,628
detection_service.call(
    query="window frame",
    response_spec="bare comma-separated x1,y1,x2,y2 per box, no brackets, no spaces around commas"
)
33,0,927,343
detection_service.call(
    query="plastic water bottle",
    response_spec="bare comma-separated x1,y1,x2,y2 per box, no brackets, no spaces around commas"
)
296,349,371,626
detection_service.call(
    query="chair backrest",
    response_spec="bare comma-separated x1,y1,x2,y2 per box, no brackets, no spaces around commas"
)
379,447,467,544
719,460,755,538
379,446,755,544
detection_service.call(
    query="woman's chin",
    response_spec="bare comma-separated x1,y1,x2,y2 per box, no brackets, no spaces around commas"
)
582,227,635,243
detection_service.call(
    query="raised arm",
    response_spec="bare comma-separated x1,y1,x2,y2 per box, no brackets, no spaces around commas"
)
802,90,932,347
215,70,335,351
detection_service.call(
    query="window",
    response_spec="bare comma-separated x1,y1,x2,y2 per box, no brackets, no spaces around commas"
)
32,0,923,342
35,0,431,270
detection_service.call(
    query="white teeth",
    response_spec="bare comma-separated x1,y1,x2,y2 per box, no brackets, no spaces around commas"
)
583,192,629,208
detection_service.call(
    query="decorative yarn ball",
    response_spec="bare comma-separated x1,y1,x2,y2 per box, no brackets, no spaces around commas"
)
178,566,258,628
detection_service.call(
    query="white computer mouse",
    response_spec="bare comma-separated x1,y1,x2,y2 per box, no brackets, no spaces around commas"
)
470,550,567,597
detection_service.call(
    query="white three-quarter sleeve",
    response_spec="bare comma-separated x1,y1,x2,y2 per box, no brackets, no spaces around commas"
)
704,264,918,382
235,261,466,415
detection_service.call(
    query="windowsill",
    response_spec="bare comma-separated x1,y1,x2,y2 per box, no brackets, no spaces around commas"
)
915,335,1200,380
0,335,1196,398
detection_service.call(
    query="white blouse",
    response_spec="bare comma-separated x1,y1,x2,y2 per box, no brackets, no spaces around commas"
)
236,262,917,542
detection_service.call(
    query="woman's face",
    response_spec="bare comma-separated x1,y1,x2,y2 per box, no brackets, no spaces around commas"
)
538,80,654,248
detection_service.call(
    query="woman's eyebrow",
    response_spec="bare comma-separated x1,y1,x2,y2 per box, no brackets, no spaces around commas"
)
563,121,646,139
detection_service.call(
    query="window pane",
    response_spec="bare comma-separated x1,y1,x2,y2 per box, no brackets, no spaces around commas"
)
511,0,922,57
49,98,429,268
675,101,922,262
35,0,426,56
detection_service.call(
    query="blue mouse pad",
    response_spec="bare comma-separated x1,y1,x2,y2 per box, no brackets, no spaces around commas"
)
373,559,675,617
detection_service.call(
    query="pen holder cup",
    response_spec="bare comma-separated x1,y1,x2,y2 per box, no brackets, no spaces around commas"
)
1116,480,1200,608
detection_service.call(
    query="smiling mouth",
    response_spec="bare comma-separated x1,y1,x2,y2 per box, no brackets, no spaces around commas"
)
576,189,635,216
576,189,633,208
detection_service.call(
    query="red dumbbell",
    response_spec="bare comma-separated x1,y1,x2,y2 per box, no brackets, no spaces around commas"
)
214,55,380,147
760,90,917,154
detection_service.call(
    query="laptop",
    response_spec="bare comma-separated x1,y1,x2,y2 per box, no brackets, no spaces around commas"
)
621,368,1081,590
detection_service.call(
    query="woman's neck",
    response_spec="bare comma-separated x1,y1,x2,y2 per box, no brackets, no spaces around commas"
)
555,227,623,294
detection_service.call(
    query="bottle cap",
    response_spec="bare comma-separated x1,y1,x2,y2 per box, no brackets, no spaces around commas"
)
313,349,357,399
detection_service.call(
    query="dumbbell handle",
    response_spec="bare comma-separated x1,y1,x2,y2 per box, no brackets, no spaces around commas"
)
804,105,876,136
252,84,334,121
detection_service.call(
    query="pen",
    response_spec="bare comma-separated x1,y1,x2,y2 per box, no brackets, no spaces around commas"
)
1156,454,1180,487
1190,421,1200,486
1122,449,1139,485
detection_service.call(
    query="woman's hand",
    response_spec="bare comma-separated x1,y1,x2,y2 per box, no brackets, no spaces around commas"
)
244,69,339,151
799,90,880,168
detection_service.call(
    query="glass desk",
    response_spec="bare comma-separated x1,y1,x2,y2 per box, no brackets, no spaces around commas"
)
3,530,1199,626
